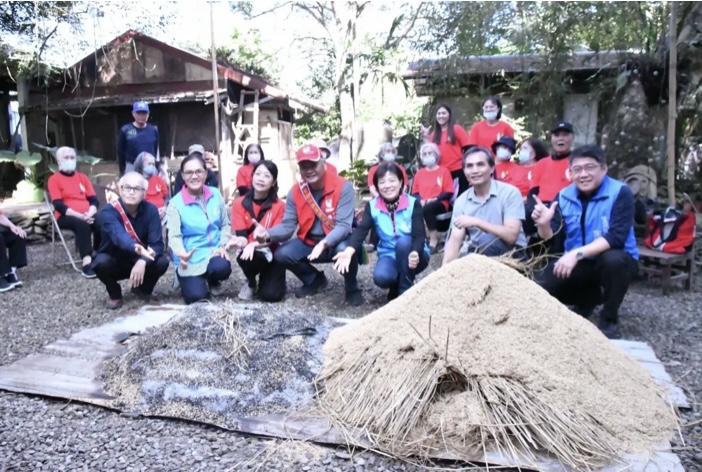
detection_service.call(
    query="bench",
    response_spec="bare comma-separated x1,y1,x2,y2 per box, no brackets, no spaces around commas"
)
637,245,695,295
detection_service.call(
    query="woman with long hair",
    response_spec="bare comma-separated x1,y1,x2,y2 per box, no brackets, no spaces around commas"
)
236,143,265,196
421,104,470,195
227,160,286,302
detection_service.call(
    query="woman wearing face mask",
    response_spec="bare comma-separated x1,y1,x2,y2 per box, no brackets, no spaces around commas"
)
167,152,232,304
227,160,287,302
236,143,265,196
513,138,549,198
420,104,470,195
47,146,101,278
334,162,429,301
134,152,169,219
368,142,407,198
411,143,455,253
492,136,520,188
467,96,514,154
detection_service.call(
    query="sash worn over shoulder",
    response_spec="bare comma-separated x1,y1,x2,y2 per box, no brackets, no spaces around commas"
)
299,182,336,231
111,200,144,246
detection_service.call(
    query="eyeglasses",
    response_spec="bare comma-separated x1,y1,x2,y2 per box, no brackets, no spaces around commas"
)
570,164,602,176
120,185,146,194
183,169,206,178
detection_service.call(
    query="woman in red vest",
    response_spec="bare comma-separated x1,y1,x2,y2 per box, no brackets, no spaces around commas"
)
236,143,265,197
47,146,101,278
467,96,514,151
421,104,470,195
228,160,286,302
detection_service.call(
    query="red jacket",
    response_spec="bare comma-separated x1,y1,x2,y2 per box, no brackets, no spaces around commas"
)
291,171,347,245
231,195,285,244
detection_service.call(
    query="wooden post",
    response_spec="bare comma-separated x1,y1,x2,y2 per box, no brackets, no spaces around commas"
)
210,0,223,192
666,1,677,207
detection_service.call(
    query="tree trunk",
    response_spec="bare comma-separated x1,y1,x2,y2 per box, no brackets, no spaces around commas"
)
337,87,354,171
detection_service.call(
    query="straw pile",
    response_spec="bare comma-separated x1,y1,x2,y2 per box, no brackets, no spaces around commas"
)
315,254,678,469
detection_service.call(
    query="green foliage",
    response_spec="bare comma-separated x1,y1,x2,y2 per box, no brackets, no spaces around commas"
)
215,27,280,83
339,159,370,190
0,1,76,35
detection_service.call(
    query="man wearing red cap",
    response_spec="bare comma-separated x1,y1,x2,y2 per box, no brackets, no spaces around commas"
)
253,144,363,306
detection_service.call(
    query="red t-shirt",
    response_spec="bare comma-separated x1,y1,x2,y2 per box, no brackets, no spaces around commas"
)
47,172,96,220
531,157,572,201
495,162,534,198
367,163,408,190
467,120,514,153
236,164,255,191
432,124,470,172
231,196,286,244
411,166,454,210
145,175,169,209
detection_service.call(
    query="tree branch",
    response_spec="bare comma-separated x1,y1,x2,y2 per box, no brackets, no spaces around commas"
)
384,2,426,50
247,1,293,19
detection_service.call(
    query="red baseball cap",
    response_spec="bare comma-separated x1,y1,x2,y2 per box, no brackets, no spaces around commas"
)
296,144,323,163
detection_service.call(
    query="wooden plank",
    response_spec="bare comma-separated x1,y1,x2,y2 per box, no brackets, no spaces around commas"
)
638,246,689,262
0,369,111,400
7,354,100,379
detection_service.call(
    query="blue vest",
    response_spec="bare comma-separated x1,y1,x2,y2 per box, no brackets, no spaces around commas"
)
170,185,225,266
557,176,639,259
369,194,429,259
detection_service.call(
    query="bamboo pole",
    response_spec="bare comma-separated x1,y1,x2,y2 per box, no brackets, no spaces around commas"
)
210,1,223,192
666,1,677,207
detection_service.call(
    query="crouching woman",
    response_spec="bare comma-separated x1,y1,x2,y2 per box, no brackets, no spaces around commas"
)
334,162,430,301
227,160,286,302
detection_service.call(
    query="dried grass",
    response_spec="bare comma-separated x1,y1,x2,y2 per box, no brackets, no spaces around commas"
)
210,300,250,369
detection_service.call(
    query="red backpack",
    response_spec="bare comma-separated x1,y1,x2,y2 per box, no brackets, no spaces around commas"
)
645,207,696,254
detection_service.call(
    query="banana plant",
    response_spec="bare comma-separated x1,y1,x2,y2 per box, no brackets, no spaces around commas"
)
0,150,44,188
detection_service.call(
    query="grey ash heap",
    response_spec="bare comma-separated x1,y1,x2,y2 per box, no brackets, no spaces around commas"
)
100,301,340,428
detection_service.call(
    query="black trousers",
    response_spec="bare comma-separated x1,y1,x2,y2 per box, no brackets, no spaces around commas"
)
92,253,169,299
422,200,448,232
0,228,27,275
451,168,469,196
57,215,100,259
237,251,286,302
535,249,639,324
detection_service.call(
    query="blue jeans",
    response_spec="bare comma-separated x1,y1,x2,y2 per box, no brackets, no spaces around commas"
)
373,236,429,295
177,256,232,304
274,237,360,293
465,233,524,259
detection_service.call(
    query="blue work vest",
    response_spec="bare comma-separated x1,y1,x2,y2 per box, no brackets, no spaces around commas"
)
369,193,429,259
169,185,225,266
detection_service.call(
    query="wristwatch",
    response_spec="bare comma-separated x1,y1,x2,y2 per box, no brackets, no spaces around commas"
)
575,250,584,260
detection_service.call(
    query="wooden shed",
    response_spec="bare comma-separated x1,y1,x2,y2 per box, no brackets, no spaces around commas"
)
19,30,325,199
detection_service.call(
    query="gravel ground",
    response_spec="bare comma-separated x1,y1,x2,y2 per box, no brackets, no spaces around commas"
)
1,243,701,471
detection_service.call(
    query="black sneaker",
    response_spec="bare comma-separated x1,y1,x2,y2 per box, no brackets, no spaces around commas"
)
598,321,621,339
0,277,14,293
387,284,399,302
294,272,328,298
82,265,97,279
345,289,365,307
5,273,22,288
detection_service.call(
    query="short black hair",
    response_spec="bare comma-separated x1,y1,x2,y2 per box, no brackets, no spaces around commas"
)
482,96,503,120
180,152,207,172
463,146,495,167
373,161,405,190
569,144,607,166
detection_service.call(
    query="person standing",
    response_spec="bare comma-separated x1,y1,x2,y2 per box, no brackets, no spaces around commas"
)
466,96,515,152
421,104,471,195
117,101,159,176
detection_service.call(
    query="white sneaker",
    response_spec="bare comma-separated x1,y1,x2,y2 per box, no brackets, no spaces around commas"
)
238,284,255,300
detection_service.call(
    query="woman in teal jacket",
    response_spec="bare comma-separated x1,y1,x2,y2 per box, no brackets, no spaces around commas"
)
167,153,232,304
334,162,430,301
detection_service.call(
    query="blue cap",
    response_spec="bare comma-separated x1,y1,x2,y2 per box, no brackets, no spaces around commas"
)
133,101,149,112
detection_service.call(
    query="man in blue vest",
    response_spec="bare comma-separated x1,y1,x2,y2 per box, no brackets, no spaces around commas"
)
532,144,639,339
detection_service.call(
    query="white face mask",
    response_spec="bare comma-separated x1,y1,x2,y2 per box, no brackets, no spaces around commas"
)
518,149,532,164
60,160,76,172
421,155,437,167
496,148,512,161
248,155,261,165
382,153,396,162
483,111,498,121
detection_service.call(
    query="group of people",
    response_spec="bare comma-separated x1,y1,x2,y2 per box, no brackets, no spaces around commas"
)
0,98,640,338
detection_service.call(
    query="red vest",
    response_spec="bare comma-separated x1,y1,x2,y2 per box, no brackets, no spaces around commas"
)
291,172,347,245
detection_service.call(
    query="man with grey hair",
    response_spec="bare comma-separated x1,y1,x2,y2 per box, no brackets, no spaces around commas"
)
442,146,526,265
93,172,169,309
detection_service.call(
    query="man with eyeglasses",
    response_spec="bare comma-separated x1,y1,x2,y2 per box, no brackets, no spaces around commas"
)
532,144,639,339
92,172,169,309
117,101,159,176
